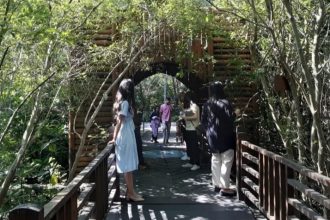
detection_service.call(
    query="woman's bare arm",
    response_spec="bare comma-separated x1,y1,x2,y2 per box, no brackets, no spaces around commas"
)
109,115,124,144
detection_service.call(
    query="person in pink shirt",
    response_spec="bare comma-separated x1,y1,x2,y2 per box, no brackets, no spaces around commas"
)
159,97,172,144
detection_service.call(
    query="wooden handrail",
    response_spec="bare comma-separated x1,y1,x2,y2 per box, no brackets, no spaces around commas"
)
9,144,119,220
237,139,330,220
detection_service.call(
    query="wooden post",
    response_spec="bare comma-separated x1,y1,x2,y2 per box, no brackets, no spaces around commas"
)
93,158,109,220
274,161,280,219
268,157,274,216
263,154,269,212
279,163,287,220
111,145,120,202
286,167,294,218
9,204,44,220
66,193,78,220
259,152,264,208
236,137,242,200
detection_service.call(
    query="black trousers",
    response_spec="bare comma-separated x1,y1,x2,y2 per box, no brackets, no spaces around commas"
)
134,127,145,165
184,130,200,165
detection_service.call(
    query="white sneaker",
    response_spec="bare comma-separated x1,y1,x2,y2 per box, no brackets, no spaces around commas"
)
191,165,200,171
182,163,193,168
180,154,190,161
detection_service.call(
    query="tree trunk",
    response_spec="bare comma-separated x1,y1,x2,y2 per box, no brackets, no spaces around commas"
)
0,90,41,206
288,77,307,163
260,74,294,158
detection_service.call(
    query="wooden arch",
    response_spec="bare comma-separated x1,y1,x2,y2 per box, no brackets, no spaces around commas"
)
132,61,208,98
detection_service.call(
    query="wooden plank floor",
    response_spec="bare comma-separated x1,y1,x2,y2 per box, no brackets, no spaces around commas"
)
106,123,256,220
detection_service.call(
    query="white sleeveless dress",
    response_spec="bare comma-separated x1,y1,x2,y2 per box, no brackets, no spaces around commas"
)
115,101,139,173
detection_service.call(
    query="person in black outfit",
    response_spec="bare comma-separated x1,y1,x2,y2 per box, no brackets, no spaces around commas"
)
133,109,147,170
201,82,236,196
181,92,201,171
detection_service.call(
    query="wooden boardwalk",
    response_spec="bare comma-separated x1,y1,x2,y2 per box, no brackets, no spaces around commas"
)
106,123,256,220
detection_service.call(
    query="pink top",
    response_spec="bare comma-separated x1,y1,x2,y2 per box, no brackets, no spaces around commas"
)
160,103,172,122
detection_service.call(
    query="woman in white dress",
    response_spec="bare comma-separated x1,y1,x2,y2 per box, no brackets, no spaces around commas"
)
109,79,144,202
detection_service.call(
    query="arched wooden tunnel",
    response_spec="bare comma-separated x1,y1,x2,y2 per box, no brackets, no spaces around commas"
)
132,61,209,104
69,26,259,173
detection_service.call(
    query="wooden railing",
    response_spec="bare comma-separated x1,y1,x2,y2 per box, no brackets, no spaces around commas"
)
237,139,330,220
9,144,119,220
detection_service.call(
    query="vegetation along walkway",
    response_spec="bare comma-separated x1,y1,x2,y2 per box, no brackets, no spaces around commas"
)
106,123,256,220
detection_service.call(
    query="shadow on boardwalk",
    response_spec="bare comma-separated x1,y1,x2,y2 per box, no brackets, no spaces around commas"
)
106,123,256,220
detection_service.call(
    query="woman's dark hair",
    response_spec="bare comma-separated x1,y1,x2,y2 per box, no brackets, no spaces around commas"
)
183,91,196,109
113,79,135,115
209,81,226,99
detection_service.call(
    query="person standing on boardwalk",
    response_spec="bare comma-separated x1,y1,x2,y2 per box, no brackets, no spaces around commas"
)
181,92,201,171
201,82,236,197
159,97,172,144
134,108,148,170
150,106,160,143
109,79,144,202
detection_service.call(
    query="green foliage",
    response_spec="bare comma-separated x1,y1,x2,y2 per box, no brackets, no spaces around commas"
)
135,73,187,122
1,0,291,215
212,0,330,177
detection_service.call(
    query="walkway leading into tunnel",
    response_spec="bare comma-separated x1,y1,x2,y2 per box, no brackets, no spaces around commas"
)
106,123,256,220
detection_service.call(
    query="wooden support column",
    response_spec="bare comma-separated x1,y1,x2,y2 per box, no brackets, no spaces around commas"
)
268,157,274,216
236,138,243,200
259,152,264,208
91,158,109,220
274,161,280,219
286,167,295,218
263,154,269,212
279,163,287,220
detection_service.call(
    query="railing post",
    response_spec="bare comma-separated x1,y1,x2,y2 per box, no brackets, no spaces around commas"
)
263,154,269,213
67,193,78,220
279,163,287,220
9,204,44,220
274,161,280,219
95,157,109,220
110,146,120,202
236,137,243,200
286,167,295,218
115,167,120,201
259,152,264,208
268,158,274,216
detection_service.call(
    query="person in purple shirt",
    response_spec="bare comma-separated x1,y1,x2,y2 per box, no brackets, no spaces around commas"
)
159,97,172,144
150,106,160,143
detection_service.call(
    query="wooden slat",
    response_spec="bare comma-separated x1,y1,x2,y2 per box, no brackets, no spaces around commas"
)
77,202,95,220
242,152,259,165
108,188,117,204
107,153,116,168
77,183,95,210
242,164,260,179
241,187,260,207
242,176,259,193
287,179,330,209
108,164,116,179
287,216,299,220
288,198,326,220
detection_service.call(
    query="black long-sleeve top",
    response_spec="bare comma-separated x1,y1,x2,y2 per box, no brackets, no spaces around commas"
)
201,98,236,153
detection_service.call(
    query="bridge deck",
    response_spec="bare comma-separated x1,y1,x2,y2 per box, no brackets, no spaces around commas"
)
106,123,256,220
